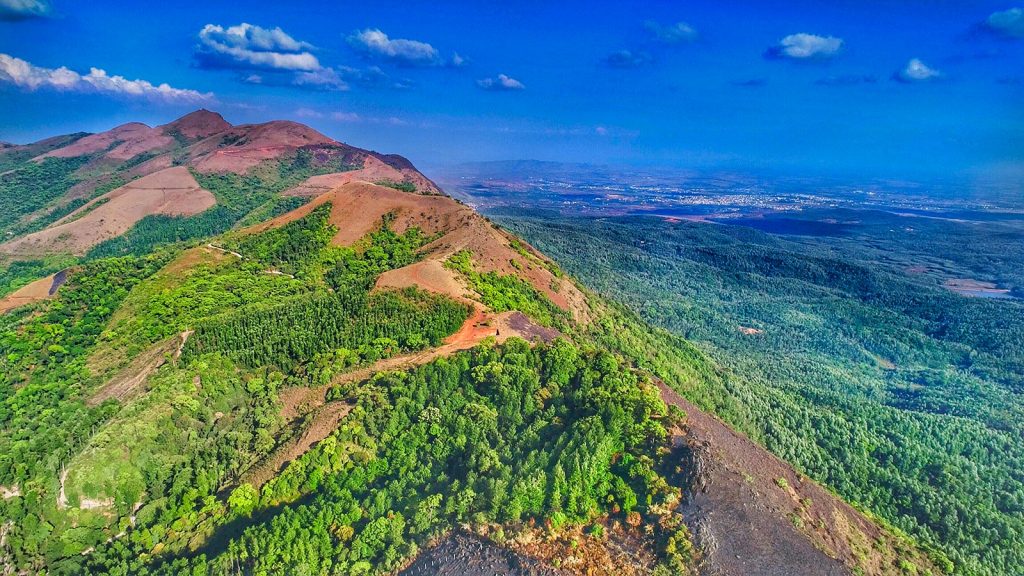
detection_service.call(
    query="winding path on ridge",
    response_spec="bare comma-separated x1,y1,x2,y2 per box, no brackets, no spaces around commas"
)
238,307,559,490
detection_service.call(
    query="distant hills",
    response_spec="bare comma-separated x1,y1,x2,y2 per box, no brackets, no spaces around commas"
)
0,109,441,256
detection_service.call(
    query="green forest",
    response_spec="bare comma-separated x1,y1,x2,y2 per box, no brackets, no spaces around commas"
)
496,210,1024,576
0,186,703,574
1,141,999,574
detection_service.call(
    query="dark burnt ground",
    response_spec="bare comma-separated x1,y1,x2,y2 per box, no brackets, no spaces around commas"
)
48,269,68,295
659,381,938,576
661,381,848,575
506,311,561,343
400,532,565,576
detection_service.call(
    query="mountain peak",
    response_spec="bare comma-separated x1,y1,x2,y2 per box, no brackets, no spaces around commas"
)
160,109,231,140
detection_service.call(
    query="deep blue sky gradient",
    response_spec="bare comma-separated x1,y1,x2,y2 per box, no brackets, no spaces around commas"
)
1,0,1021,186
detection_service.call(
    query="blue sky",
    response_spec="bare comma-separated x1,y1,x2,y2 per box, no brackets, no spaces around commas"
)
0,0,1022,185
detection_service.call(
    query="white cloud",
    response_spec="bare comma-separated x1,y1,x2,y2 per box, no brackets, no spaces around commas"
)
348,28,441,67
294,107,323,119
327,112,409,126
769,33,843,59
603,49,654,68
0,53,213,103
645,20,697,43
292,67,350,91
331,111,361,122
896,58,941,82
0,0,49,20
477,73,525,91
197,23,320,71
986,7,1024,38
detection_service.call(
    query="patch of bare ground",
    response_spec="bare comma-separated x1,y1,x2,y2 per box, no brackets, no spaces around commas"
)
737,326,763,336
657,382,939,576
0,271,65,313
376,259,472,301
35,122,173,162
238,401,352,490
400,532,566,576
283,154,441,196
87,331,190,406
188,120,336,173
943,278,1011,297
0,166,216,256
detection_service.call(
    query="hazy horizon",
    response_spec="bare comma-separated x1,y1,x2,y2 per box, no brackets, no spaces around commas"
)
1,0,1022,186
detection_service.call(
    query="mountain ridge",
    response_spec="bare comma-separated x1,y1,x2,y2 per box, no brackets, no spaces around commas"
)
0,111,944,576
0,109,443,257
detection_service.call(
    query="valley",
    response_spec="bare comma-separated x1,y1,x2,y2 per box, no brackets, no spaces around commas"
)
450,163,1023,576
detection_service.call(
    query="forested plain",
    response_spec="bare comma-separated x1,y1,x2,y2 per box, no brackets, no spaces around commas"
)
496,209,1024,576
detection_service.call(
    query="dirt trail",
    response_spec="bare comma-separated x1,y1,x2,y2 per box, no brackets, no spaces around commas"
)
239,402,352,489
329,308,556,387
242,307,559,491
88,331,191,406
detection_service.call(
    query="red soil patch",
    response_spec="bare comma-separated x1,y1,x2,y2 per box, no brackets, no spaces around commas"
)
283,154,441,196
738,326,763,335
278,385,331,423
36,122,173,162
376,260,471,301
158,109,231,140
0,166,215,256
189,120,335,173
0,273,57,313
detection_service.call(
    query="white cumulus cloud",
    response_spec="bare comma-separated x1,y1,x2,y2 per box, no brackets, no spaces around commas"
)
986,7,1024,38
895,58,941,82
331,111,362,122
645,20,697,43
292,67,350,91
769,33,843,59
0,53,213,103
603,49,654,68
0,0,49,20
477,73,525,91
348,29,441,67
197,23,320,71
